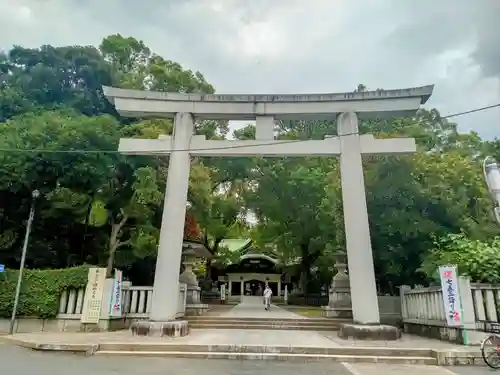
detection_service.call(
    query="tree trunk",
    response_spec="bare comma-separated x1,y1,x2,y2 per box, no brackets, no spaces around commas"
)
106,244,117,278
204,236,223,280
81,195,94,264
299,242,311,296
205,258,213,279
106,215,127,278
106,224,120,278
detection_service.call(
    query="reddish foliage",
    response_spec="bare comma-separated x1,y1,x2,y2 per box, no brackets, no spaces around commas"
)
184,213,202,241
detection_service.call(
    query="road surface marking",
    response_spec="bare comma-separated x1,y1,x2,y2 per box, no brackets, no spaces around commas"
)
341,362,364,375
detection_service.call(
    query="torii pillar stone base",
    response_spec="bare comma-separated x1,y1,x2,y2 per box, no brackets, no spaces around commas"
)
130,320,189,338
338,323,402,341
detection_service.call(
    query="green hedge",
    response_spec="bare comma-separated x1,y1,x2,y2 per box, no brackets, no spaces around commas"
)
0,266,89,318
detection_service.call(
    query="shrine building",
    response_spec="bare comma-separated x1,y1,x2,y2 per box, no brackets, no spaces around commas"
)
212,239,291,301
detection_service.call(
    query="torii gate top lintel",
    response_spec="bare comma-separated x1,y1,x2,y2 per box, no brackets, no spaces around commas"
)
102,85,434,120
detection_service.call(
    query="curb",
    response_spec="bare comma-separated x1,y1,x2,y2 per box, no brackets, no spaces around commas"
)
94,350,438,364
3,336,98,356
2,336,483,365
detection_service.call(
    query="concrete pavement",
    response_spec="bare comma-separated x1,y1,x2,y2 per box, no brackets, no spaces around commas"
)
344,363,494,375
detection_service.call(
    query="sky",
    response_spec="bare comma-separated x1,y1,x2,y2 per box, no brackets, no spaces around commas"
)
0,0,499,139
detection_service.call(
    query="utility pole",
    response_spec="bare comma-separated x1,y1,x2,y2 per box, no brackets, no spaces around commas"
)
9,189,40,335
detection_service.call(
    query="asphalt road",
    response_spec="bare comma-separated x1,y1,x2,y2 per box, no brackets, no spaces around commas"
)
0,343,353,375
0,342,497,375
450,366,498,375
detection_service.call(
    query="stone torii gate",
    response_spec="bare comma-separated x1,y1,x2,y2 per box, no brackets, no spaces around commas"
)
103,85,433,337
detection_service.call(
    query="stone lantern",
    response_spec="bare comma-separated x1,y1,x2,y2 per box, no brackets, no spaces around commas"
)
323,250,352,318
179,241,212,315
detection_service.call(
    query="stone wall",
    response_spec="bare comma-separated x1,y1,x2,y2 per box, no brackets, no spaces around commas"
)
403,321,485,345
0,316,127,334
378,296,402,326
403,322,465,344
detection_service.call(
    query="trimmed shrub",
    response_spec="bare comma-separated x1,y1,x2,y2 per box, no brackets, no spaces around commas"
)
0,266,89,318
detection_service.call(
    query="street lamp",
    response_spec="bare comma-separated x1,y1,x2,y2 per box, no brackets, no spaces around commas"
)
483,156,500,224
9,189,40,335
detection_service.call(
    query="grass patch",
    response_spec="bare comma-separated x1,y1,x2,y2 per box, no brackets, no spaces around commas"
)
286,308,324,318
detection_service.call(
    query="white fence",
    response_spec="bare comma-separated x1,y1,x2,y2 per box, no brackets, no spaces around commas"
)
401,277,500,334
58,284,187,319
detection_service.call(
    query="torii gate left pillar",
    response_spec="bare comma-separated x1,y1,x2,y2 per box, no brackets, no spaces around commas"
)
149,112,194,324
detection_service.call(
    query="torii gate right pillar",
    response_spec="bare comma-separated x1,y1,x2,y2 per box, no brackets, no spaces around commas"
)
336,112,414,340
338,112,380,325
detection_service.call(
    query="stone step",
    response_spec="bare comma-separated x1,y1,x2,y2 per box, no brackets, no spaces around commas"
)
186,319,344,326
95,350,437,364
188,323,340,331
97,343,434,358
186,317,349,324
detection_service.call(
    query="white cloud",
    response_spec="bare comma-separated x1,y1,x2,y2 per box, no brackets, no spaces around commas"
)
0,0,498,138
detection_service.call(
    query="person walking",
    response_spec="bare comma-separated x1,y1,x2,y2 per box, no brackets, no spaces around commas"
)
263,284,273,311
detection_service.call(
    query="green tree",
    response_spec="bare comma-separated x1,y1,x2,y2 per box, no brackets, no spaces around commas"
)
85,166,162,276
0,35,226,276
100,34,214,94
421,233,500,283
235,119,336,294
0,45,116,120
188,161,248,278
0,110,121,268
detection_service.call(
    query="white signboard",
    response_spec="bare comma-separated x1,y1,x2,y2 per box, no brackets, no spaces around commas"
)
109,269,123,317
439,265,463,327
80,267,106,324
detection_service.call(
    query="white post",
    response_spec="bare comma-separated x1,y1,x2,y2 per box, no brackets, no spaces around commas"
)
277,279,281,298
228,281,232,296
240,280,244,302
338,112,380,324
458,277,476,330
149,112,194,322
284,285,288,305
399,285,411,321
220,284,226,304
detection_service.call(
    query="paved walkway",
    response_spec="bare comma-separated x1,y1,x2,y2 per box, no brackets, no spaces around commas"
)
220,297,308,319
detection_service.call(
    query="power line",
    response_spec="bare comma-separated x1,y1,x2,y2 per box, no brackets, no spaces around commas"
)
441,103,500,119
0,103,497,155
0,137,334,155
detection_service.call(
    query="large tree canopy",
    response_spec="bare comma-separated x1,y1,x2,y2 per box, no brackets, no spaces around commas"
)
0,34,498,291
